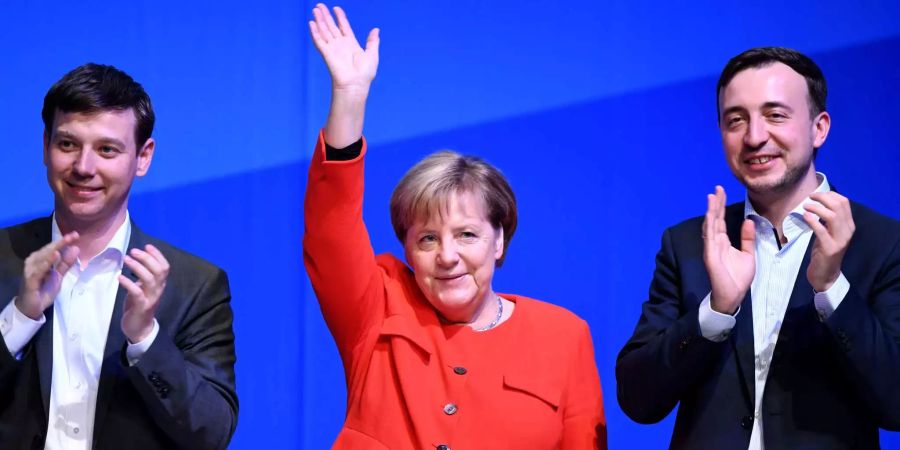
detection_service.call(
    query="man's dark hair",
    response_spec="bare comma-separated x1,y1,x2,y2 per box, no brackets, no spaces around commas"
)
716,47,827,120
42,63,155,148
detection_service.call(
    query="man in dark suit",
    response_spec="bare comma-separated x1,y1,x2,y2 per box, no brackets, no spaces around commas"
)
0,64,237,449
617,47,900,449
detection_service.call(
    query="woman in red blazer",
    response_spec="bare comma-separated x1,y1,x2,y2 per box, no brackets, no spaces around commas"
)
304,5,606,449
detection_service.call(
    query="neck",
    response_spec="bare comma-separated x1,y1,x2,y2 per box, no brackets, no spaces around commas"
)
440,289,498,328
748,169,819,233
55,208,127,261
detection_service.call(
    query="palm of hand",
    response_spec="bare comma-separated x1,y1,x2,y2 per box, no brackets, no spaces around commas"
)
324,38,377,90
708,233,755,308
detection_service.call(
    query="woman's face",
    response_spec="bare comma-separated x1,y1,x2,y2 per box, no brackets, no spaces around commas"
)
404,190,504,323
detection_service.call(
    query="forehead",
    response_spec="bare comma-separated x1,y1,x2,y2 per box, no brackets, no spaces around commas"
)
719,62,809,112
50,108,138,146
413,190,489,229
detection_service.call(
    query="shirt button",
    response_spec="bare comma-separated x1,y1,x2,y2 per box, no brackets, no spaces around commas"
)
437,445,450,450
73,427,80,434
452,366,467,375
443,403,458,415
70,333,79,341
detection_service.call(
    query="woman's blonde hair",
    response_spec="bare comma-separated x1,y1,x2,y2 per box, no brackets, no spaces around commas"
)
390,151,517,266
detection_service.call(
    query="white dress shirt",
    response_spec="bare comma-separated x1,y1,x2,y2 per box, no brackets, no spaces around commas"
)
0,212,159,450
697,173,850,450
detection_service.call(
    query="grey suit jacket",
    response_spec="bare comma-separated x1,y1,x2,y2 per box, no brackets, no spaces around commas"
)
0,217,238,450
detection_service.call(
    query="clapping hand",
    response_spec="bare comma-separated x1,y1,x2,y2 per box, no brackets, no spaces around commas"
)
703,186,756,315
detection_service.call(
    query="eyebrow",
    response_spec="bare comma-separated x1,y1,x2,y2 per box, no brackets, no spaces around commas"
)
721,101,794,118
53,130,127,148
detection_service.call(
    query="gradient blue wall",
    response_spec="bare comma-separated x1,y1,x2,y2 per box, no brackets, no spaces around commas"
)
2,1,899,448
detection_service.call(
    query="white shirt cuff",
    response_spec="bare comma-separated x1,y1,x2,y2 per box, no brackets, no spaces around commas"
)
1,298,46,357
126,319,159,366
698,293,738,342
814,272,850,321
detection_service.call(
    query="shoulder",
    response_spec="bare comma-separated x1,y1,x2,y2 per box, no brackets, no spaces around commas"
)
506,295,591,338
0,217,50,260
132,226,227,281
849,200,900,233
847,199,900,257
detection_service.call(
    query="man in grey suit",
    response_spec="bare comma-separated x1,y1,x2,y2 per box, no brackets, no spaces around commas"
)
0,63,237,449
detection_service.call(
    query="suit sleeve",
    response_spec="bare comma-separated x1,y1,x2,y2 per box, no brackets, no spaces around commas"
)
560,321,607,450
825,227,900,430
124,267,238,450
615,227,726,424
303,130,386,368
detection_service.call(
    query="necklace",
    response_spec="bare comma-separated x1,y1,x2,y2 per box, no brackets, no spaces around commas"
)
475,296,504,332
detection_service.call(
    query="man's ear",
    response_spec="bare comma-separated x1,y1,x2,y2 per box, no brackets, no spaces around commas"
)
812,111,831,149
136,138,156,177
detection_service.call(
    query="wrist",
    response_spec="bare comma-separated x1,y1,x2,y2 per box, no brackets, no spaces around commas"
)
13,296,43,320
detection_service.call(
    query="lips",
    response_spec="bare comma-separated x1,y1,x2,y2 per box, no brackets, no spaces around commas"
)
744,154,779,170
65,181,102,197
436,274,465,280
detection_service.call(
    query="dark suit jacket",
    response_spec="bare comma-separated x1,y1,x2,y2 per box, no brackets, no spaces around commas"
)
616,200,900,450
0,217,238,450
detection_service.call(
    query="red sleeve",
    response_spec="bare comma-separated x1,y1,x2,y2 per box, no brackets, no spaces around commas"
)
560,321,607,449
303,130,385,368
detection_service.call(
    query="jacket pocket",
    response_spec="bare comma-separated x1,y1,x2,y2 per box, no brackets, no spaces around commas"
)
503,373,562,410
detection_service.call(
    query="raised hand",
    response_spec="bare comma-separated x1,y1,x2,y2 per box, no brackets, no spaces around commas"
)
16,232,80,319
803,191,855,292
119,245,170,343
703,186,756,315
310,4,380,94
310,3,380,148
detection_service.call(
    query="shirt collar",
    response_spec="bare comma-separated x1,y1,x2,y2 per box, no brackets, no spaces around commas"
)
51,211,132,268
743,172,831,240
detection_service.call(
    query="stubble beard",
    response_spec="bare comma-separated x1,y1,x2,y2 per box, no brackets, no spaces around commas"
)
743,149,815,197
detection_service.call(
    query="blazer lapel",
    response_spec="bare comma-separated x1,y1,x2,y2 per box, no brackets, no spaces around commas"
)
92,221,143,436
726,204,756,413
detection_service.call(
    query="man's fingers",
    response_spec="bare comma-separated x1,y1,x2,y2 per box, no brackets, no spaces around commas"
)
118,275,147,306
803,212,835,248
704,193,716,241
802,202,836,225
809,191,848,211
716,185,727,221
124,254,156,289
740,219,756,256
128,246,170,283
143,245,170,273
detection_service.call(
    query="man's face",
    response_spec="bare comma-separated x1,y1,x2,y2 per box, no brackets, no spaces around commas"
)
44,109,154,229
718,62,829,197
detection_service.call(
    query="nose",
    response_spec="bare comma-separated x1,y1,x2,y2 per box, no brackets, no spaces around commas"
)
436,240,460,267
743,116,769,150
72,148,97,177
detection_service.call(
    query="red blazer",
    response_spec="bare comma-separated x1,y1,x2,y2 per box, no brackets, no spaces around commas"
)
304,132,606,449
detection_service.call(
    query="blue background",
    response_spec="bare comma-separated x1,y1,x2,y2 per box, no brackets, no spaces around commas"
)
2,1,899,448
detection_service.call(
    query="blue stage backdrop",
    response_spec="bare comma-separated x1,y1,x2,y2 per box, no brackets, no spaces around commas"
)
2,1,899,448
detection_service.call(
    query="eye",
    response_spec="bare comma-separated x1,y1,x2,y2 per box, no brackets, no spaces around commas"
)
458,231,480,243
767,111,788,122
726,116,744,127
417,234,437,246
98,145,120,156
58,139,77,151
